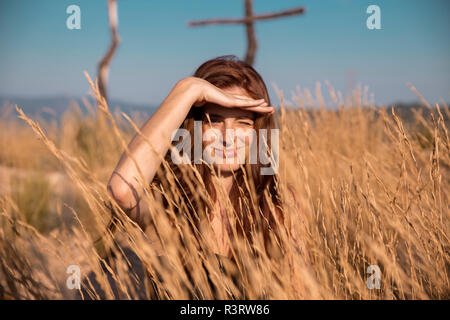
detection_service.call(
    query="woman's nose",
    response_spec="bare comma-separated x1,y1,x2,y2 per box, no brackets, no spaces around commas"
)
224,119,234,129
222,121,235,146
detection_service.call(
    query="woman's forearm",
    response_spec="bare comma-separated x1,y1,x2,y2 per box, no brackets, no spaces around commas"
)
107,77,200,213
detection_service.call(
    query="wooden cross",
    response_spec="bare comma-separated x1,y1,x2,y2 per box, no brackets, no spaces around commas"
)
188,0,306,65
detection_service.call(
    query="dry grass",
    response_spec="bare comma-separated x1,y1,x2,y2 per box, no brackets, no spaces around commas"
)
0,76,448,300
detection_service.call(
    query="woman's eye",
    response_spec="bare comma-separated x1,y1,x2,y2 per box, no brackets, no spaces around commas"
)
239,121,253,126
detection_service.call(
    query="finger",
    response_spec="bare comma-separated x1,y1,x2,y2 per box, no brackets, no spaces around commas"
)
231,94,256,99
230,97,266,108
244,105,275,114
207,90,264,108
239,101,269,108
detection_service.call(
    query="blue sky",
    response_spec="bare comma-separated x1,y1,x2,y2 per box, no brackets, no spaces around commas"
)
0,0,449,106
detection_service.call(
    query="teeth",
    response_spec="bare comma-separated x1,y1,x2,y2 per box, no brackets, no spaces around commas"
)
213,147,243,157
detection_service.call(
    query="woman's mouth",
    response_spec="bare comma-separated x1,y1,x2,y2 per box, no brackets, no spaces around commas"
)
213,147,244,158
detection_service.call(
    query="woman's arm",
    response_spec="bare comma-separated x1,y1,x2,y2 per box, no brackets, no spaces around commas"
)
107,76,273,227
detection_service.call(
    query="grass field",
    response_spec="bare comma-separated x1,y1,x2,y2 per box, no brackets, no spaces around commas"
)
0,76,448,299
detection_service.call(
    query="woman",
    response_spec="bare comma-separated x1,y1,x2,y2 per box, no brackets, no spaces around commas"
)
102,55,311,299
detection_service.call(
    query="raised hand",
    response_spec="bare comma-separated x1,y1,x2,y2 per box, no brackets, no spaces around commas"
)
188,77,275,114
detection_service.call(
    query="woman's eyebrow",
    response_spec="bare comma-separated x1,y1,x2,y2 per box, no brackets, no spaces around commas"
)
205,113,255,121
236,116,255,121
206,113,224,119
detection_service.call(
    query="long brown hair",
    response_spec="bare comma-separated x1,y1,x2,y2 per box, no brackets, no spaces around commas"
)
152,55,284,255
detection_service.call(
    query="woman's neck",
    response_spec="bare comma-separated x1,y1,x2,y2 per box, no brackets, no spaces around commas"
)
210,170,234,258
212,170,234,194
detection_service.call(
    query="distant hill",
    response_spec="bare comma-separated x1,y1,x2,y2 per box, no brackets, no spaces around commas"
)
0,95,158,123
1,95,447,126
379,101,449,125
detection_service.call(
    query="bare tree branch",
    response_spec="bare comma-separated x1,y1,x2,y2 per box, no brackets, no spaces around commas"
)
188,6,305,27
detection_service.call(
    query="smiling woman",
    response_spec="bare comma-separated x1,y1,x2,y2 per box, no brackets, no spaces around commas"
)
107,55,283,251
101,55,311,298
